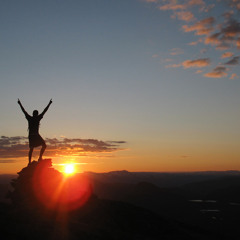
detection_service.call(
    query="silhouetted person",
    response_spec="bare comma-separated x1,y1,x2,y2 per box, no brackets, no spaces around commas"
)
18,99,52,164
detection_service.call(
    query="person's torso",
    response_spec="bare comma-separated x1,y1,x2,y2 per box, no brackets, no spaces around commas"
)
27,116,42,135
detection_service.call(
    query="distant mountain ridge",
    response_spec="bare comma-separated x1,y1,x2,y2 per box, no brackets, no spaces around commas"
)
84,170,240,188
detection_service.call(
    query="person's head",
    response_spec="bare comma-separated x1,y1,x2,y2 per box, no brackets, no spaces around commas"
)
33,110,38,117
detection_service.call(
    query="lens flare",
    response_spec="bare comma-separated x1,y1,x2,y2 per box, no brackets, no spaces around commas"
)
32,162,92,211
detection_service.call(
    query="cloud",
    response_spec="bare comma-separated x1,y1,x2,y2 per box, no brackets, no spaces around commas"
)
170,48,184,55
223,11,234,20
237,38,240,49
0,160,18,163
165,63,182,68
152,54,159,58
224,56,239,65
215,42,231,50
163,58,174,62
159,1,186,10
172,11,195,22
229,73,239,79
201,3,215,12
205,33,221,45
210,19,240,50
204,66,228,78
182,17,215,35
188,40,199,45
166,58,210,69
182,58,210,68
221,19,240,38
221,52,234,58
144,0,240,78
143,0,158,2
195,69,203,74
228,0,240,10
159,0,205,11
0,136,126,160
187,0,205,7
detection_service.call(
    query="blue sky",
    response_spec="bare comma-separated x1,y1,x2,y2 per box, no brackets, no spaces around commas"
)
1,0,240,173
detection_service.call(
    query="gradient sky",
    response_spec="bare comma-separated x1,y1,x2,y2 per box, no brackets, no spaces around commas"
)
1,0,240,174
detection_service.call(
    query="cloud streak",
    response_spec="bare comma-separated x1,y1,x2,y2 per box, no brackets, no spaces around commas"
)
221,52,234,58
182,58,210,68
224,56,239,65
204,66,228,78
0,136,126,160
182,17,215,35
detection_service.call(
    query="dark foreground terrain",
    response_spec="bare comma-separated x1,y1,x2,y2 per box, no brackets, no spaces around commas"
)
1,163,240,239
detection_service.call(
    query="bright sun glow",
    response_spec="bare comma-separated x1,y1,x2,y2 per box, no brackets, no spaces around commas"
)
64,164,75,175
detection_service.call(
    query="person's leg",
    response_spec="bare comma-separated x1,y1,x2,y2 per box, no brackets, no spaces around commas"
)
29,147,34,164
38,142,46,161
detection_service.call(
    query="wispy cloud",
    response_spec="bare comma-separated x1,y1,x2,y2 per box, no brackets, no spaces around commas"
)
182,17,215,35
143,0,158,3
0,136,126,160
224,56,239,65
221,52,234,58
165,58,210,69
159,2,186,11
204,66,228,78
145,0,240,78
182,58,210,68
188,40,200,45
159,0,205,11
171,11,195,22
170,48,184,55
165,63,182,68
196,69,203,74
229,73,239,79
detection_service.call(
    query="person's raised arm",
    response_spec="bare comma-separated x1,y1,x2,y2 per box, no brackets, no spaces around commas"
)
40,99,53,116
17,99,29,118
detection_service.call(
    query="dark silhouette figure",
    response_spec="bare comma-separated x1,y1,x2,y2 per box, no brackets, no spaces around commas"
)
18,99,52,163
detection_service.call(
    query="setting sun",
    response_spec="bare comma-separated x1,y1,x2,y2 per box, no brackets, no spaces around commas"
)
64,164,75,175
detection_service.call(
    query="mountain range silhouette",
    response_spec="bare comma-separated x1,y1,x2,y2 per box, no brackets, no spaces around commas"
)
0,159,198,240
1,160,240,239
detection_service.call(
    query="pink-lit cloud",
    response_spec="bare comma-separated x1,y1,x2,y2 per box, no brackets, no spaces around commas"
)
216,42,231,50
145,0,240,78
165,63,182,68
204,66,228,78
188,40,199,45
170,48,184,55
182,17,215,35
143,0,158,2
196,69,203,74
205,33,221,45
159,0,205,11
229,73,239,79
172,11,195,22
159,1,186,11
221,52,234,58
237,38,240,48
182,58,210,68
224,56,239,65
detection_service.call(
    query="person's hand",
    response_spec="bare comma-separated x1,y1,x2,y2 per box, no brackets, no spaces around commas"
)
50,98,53,104
17,98,21,105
